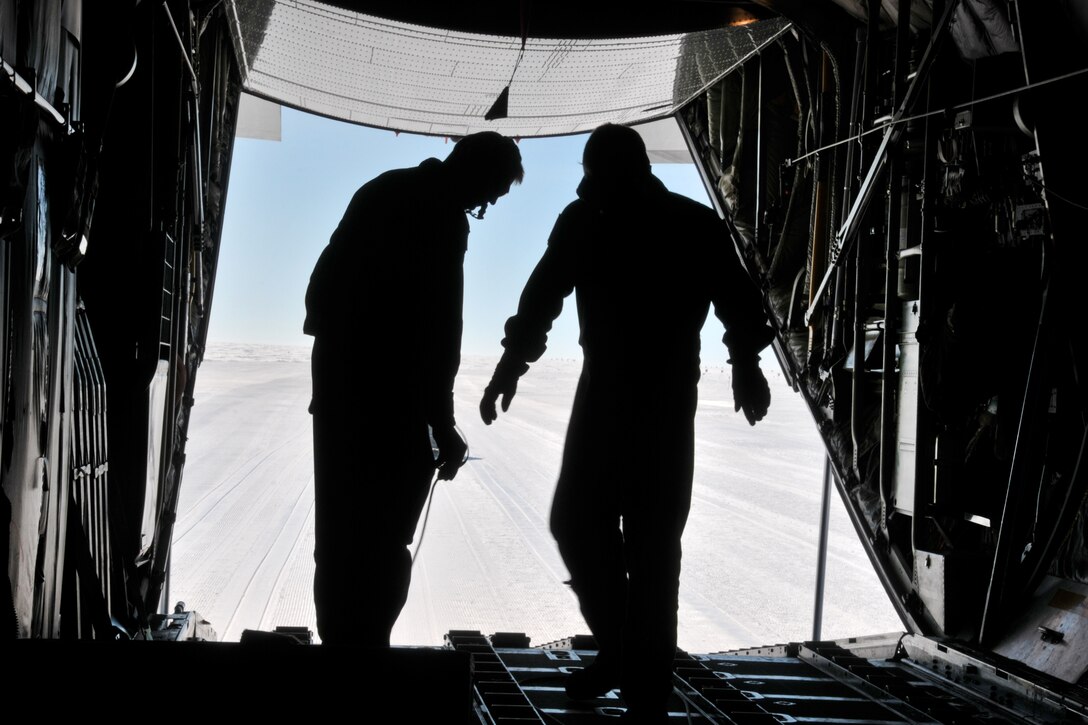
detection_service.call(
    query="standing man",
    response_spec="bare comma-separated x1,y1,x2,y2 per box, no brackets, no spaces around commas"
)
306,131,524,647
479,124,772,723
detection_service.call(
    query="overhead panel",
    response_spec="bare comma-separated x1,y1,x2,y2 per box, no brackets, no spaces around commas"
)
237,92,283,141
634,116,693,164
224,0,791,138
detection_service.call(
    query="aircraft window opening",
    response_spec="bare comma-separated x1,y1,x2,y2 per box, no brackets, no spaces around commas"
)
168,108,900,648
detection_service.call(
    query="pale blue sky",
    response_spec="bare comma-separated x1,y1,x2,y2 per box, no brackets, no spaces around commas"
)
210,107,717,360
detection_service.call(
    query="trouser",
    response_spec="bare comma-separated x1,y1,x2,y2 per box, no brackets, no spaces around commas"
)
549,374,696,712
310,341,435,646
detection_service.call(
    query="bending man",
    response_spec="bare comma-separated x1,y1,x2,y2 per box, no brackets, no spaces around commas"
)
306,132,524,647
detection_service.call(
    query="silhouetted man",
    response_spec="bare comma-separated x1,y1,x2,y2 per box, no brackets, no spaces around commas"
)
479,124,772,723
305,131,524,647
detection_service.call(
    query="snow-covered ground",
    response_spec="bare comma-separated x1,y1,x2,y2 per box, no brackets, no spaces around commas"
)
170,343,903,649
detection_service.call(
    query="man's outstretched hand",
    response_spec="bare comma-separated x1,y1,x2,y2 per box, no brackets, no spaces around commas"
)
479,376,518,425
433,424,468,481
732,360,770,426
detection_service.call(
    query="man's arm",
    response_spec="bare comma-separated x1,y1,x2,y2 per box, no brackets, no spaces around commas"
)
424,216,469,479
424,257,463,431
480,210,578,424
706,215,775,425
430,262,466,479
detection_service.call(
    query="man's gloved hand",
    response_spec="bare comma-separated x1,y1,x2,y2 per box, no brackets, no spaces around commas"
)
480,354,528,425
480,376,517,425
433,424,468,481
731,358,770,426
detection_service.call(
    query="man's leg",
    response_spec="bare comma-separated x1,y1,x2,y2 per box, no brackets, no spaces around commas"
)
312,398,434,645
550,379,626,691
312,401,359,645
618,411,696,717
550,470,625,665
361,435,435,645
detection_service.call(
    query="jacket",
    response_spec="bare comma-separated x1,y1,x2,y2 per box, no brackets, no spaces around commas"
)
304,158,466,429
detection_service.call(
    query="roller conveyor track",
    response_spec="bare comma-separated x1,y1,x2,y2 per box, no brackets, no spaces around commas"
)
456,631,1088,724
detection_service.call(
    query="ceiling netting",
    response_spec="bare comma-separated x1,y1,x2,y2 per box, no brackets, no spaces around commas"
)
226,0,791,137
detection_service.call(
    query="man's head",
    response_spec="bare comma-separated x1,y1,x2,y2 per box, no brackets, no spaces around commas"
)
444,131,525,214
582,123,651,185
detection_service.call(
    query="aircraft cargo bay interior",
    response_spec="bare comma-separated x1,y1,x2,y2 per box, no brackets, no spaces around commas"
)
3,1,1087,722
